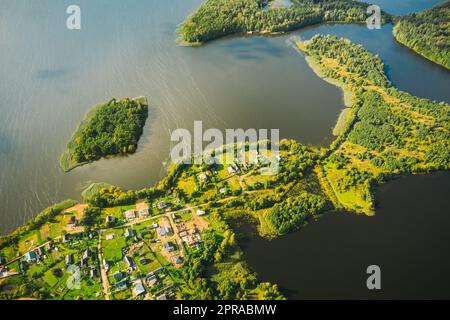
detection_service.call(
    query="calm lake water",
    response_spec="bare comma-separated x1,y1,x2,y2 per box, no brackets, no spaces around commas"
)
0,0,448,298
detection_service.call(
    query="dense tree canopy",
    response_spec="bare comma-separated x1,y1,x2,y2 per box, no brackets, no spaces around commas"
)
393,1,450,69
60,97,148,171
179,0,387,44
303,35,450,213
267,193,329,234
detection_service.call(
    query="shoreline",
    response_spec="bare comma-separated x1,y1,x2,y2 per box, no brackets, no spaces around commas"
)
299,44,355,137
392,23,450,71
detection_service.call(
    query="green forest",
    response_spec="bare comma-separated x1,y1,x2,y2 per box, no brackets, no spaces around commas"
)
179,0,387,44
301,34,450,213
393,1,450,69
60,97,148,172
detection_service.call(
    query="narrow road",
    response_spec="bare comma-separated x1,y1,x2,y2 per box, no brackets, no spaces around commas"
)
97,230,110,300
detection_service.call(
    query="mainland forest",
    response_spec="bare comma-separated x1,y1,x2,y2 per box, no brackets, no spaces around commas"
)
393,1,450,69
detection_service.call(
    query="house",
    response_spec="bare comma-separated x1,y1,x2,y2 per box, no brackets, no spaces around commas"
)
65,254,73,265
184,235,201,246
173,255,183,265
149,223,158,229
124,256,136,270
139,209,150,218
45,243,52,251
156,294,167,300
90,268,98,278
179,231,188,238
103,259,109,272
148,276,159,287
124,228,135,238
105,215,114,224
63,234,70,243
24,251,37,263
164,242,175,252
116,279,128,290
68,216,78,227
227,166,236,174
139,257,148,265
147,267,163,278
157,226,170,237
157,201,167,210
132,279,146,297
124,210,137,221
82,250,90,261
0,269,8,279
199,173,208,181
36,247,44,256
113,271,123,282
196,209,206,216
105,233,115,240
219,188,226,194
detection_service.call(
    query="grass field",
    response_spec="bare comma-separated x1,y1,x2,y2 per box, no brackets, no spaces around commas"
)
102,230,127,262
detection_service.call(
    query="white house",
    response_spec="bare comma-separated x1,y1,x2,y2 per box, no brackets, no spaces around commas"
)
124,210,136,221
132,280,146,297
227,166,236,174
105,234,115,240
196,209,206,216
139,209,150,218
157,201,167,209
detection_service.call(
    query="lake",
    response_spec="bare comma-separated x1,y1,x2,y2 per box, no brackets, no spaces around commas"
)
0,0,448,299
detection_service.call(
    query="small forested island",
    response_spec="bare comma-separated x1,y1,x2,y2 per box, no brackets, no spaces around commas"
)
393,1,450,69
179,0,389,45
60,96,149,172
1,35,449,300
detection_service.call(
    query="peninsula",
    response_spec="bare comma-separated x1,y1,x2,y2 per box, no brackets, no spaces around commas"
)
178,0,389,45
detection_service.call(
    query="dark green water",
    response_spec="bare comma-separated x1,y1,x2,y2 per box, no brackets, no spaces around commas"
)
0,0,449,299
238,172,450,299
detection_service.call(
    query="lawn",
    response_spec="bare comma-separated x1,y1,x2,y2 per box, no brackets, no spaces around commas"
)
243,173,273,188
325,167,373,214
136,249,161,275
43,268,60,287
18,232,41,254
102,230,127,262
178,176,197,196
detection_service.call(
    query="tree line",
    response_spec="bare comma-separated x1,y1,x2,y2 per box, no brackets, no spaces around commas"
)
179,0,386,44
393,1,450,69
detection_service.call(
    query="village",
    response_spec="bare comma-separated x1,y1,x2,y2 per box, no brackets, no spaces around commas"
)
0,198,210,300
0,146,287,300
